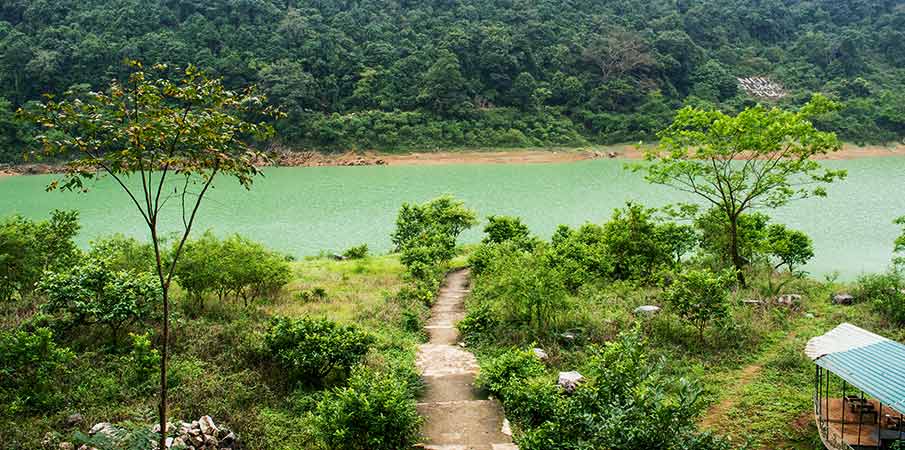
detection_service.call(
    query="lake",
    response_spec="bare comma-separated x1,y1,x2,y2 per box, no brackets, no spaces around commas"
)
1,157,904,280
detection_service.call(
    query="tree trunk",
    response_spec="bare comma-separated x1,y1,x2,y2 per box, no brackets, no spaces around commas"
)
728,214,747,287
158,283,170,449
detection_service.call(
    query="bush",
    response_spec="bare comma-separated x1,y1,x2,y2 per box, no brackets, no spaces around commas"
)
175,232,292,307
38,262,160,346
342,244,369,260
0,210,80,301
312,368,422,450
856,271,905,324
547,223,612,291
263,317,373,386
661,269,733,342
121,332,160,392
0,327,73,413
297,287,328,302
87,234,155,273
475,347,546,396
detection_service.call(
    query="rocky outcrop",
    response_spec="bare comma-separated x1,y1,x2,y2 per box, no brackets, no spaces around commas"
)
65,416,238,450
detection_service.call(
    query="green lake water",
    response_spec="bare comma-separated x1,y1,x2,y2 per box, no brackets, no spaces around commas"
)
1,158,904,280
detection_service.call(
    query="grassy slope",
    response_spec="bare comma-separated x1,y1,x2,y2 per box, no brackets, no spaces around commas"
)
3,255,416,450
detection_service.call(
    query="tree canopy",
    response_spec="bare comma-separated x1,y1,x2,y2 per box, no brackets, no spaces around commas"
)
2,0,905,162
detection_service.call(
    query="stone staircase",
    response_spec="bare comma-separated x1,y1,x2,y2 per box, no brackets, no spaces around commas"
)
415,269,518,450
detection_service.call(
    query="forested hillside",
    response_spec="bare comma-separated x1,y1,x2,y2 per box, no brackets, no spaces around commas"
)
1,0,905,162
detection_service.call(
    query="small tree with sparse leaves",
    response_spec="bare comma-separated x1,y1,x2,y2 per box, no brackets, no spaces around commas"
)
25,62,278,448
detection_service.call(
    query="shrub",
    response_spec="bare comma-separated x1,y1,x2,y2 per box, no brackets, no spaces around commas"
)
547,223,612,291
765,223,814,273
0,327,73,413
87,234,155,273
297,287,328,302
0,210,80,301
391,195,477,252
602,202,671,280
38,262,159,346
313,368,422,450
263,317,373,386
342,244,369,259
122,332,160,392
856,271,905,324
475,347,546,396
661,269,733,342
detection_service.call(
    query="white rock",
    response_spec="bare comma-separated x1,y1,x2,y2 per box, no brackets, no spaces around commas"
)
501,418,512,436
532,348,548,360
558,371,585,393
88,423,114,436
633,305,661,315
199,415,219,438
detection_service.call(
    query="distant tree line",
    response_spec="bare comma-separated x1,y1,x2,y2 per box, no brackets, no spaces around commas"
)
2,0,905,162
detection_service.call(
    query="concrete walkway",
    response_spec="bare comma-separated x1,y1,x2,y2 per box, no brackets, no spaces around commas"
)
415,269,518,450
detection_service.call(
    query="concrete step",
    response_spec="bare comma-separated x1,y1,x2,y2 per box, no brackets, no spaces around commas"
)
416,400,511,446
416,344,479,377
419,444,518,450
420,373,485,403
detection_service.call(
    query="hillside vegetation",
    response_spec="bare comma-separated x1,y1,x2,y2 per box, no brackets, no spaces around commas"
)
2,0,905,162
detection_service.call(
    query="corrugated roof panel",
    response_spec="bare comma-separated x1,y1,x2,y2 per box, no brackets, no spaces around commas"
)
808,324,905,415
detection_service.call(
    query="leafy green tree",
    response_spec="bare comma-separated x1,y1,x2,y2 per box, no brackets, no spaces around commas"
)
639,95,846,285
662,269,733,342
655,221,698,265
418,49,471,116
26,62,276,448
87,234,155,273
547,223,612,291
695,208,771,269
602,202,670,280
765,224,814,272
482,215,532,246
0,221,35,302
391,196,477,269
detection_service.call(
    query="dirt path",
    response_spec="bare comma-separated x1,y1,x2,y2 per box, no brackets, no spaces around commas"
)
415,269,518,450
699,363,764,429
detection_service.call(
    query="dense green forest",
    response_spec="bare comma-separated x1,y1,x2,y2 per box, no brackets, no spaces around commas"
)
2,0,905,162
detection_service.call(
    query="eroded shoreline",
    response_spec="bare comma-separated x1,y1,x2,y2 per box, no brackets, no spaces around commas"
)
2,143,904,177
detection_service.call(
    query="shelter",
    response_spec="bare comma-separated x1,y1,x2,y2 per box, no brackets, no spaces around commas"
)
806,323,905,449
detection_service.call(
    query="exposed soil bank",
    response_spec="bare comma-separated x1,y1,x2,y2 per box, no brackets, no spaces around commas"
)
2,143,903,177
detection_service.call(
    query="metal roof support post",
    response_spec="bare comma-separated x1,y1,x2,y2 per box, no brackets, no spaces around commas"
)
826,370,833,436
899,414,905,441
841,380,846,441
877,403,882,448
858,391,865,446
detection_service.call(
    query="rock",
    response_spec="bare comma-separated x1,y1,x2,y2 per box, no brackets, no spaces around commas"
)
89,422,114,437
171,437,186,448
776,294,802,307
558,371,585,393
532,347,548,361
560,332,576,341
331,253,347,261
633,305,661,315
165,438,174,448
832,293,855,305
198,415,219,437
501,418,513,436
64,413,84,427
59,443,74,450
743,299,765,306
805,312,815,319
220,432,236,447
458,342,466,348
607,151,617,158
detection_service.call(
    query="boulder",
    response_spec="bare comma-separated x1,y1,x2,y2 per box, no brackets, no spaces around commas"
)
633,305,661,315
532,348,548,361
558,371,585,393
832,293,855,305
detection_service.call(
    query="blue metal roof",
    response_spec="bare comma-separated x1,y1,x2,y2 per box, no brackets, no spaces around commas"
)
807,324,905,415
